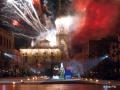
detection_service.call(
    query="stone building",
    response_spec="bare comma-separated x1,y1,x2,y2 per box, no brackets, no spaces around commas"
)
109,35,120,62
0,28,14,51
0,28,14,69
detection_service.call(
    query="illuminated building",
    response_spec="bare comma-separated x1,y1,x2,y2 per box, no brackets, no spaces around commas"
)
77,38,112,62
56,22,69,60
0,28,14,68
109,35,120,62
0,28,14,51
20,0,71,63
20,39,62,62
19,0,74,72
55,0,72,60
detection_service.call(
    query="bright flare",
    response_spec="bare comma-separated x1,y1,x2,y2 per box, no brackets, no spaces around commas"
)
31,39,35,47
7,0,14,3
55,16,73,34
46,29,57,47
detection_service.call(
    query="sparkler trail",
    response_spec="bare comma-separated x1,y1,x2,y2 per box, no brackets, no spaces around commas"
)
5,0,47,34
0,0,60,48
14,32,35,39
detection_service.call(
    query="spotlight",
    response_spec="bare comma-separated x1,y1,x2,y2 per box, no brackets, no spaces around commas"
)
4,53,12,58
105,55,109,58
101,55,109,60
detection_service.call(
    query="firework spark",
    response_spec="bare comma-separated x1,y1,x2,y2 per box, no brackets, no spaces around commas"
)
6,0,47,33
0,0,51,41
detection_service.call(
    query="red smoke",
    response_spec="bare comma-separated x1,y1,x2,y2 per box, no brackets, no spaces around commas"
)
72,0,119,45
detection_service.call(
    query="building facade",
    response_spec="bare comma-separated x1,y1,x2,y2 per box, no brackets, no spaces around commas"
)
109,35,120,62
0,28,14,69
78,36,120,62
0,28,14,51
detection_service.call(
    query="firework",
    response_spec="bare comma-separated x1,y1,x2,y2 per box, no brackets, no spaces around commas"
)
72,0,120,45
6,0,47,33
0,0,51,41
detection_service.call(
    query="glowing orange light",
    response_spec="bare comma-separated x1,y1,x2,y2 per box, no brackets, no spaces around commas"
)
12,20,19,26
33,0,42,13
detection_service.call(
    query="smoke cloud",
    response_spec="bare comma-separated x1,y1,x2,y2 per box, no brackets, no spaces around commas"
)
71,0,120,52
71,0,120,47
